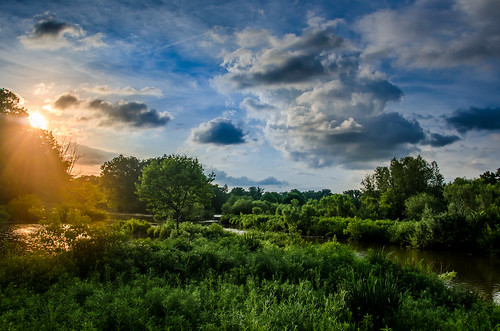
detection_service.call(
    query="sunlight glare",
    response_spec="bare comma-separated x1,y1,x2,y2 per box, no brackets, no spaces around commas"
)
29,112,48,130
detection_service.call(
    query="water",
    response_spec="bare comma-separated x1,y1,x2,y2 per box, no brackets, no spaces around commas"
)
0,223,43,253
344,240,500,304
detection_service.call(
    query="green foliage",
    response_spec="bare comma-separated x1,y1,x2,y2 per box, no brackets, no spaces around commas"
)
404,192,440,220
0,205,10,222
319,194,356,217
346,268,405,328
0,88,28,117
6,194,46,223
100,155,146,213
119,218,152,236
136,154,214,228
0,222,498,330
361,155,444,219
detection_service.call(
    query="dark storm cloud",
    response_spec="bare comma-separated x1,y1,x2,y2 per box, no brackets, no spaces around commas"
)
191,118,246,145
422,133,461,147
362,112,425,145
212,169,288,187
360,79,403,102
89,99,172,128
289,30,344,52
445,107,500,134
32,19,69,38
54,94,80,109
231,54,326,88
320,113,425,166
241,97,276,112
272,112,427,168
19,13,103,49
218,23,433,168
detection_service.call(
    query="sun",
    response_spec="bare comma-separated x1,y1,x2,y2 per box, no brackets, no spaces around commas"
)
28,112,48,130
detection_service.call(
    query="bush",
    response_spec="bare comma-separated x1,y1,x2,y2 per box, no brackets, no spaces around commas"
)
119,218,152,237
346,269,405,328
0,205,10,222
6,194,46,222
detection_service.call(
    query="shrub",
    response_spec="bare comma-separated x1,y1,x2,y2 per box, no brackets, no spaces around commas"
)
119,219,152,237
6,194,46,222
346,268,405,328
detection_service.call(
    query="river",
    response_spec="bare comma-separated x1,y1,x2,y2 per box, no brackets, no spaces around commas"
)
344,240,500,304
1,222,499,304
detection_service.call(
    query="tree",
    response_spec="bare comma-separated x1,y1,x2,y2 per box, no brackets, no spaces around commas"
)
320,194,356,218
0,88,28,117
136,155,214,228
210,184,228,214
248,186,264,200
230,187,247,197
100,155,146,213
480,168,500,185
360,155,444,219
283,189,305,205
1,88,70,203
261,191,282,203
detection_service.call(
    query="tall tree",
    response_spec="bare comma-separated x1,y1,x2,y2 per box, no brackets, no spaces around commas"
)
100,155,146,213
361,155,444,219
136,155,214,228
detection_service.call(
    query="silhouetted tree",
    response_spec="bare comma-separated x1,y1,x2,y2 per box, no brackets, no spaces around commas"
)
0,88,70,203
100,155,146,213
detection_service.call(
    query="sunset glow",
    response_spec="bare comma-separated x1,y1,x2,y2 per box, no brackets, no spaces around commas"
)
28,112,48,130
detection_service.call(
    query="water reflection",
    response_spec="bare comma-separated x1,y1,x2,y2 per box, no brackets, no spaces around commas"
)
346,240,500,304
0,223,43,253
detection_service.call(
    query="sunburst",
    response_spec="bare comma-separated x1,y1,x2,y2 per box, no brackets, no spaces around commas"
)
28,112,48,130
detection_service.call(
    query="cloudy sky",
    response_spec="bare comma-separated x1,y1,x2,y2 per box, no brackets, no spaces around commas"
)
1,0,499,192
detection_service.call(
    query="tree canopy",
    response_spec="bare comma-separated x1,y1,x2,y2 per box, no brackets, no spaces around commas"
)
0,88,28,117
136,155,214,228
361,155,444,219
100,155,146,213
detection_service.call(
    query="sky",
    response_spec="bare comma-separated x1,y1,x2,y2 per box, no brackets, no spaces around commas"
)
1,0,499,193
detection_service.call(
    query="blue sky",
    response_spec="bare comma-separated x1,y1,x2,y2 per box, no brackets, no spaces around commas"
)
1,0,499,192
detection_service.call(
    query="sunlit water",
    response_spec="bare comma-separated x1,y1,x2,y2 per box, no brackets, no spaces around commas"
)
0,223,43,253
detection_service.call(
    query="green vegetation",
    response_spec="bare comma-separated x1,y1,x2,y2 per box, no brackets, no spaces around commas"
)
220,157,500,255
136,155,215,228
1,217,499,330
